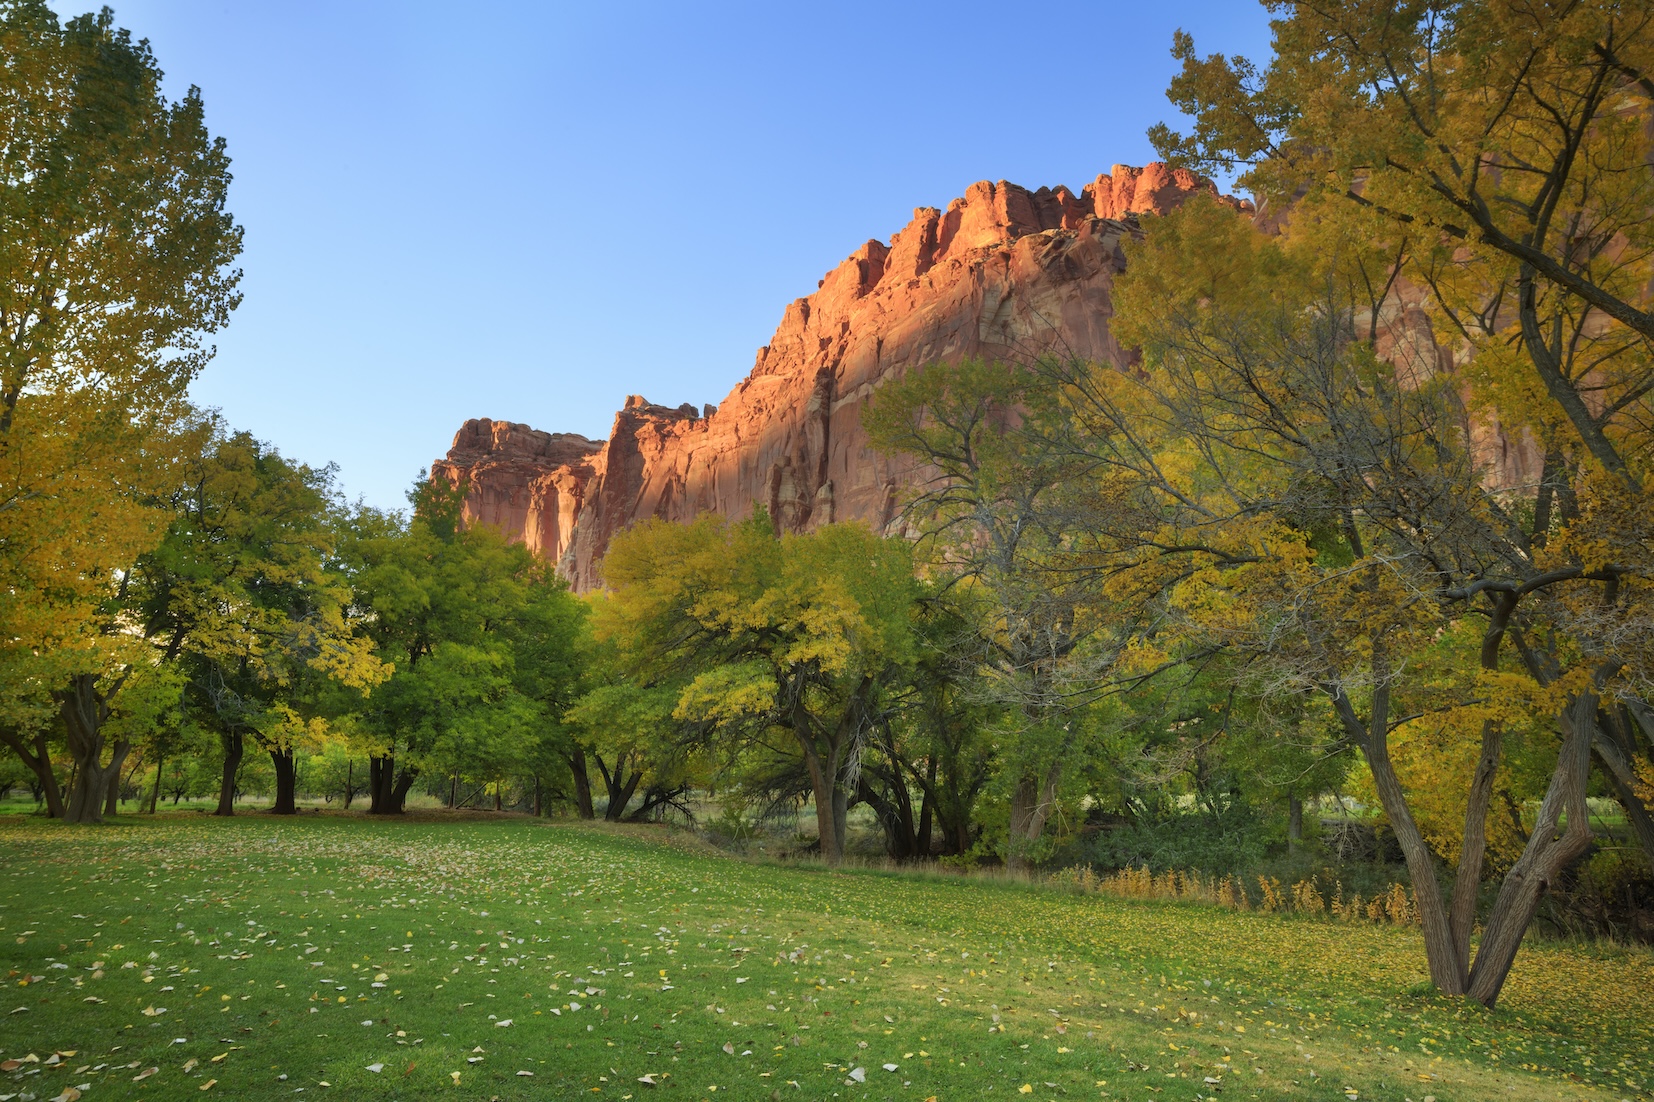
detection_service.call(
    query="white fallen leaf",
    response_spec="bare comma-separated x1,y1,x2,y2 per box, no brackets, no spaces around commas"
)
360,1019,374,1026
365,1063,384,1073
883,1063,899,1072
494,1019,513,1027
848,1067,866,1082
516,1070,534,1076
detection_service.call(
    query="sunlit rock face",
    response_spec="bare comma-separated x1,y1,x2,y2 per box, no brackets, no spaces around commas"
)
435,165,1264,590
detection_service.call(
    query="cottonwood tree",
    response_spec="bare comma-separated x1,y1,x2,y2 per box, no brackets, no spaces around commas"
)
1152,0,1654,483
130,430,383,817
343,478,564,813
866,359,1136,868
597,513,917,865
0,3,241,819
1071,194,1642,1006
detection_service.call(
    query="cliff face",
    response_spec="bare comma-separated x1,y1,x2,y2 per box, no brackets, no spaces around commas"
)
433,165,1249,589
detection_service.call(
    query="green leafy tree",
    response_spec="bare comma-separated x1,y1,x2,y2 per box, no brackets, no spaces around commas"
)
0,2,241,819
597,514,918,865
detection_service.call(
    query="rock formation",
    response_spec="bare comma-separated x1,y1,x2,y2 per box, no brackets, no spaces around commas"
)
437,163,1541,589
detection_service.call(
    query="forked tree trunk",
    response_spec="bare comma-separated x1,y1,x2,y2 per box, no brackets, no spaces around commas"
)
1,729,66,819
58,674,129,825
1005,764,1061,873
389,766,415,813
269,748,298,814
215,732,244,817
1466,692,1598,1005
915,759,936,857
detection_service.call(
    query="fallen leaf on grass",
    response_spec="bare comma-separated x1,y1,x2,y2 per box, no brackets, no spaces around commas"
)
133,1067,159,1081
47,1089,81,1102
182,1058,199,1072
365,1063,384,1073
198,1080,216,1091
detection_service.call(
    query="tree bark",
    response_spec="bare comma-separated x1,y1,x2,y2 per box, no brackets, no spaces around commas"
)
343,759,354,810
369,755,403,814
148,751,163,814
103,742,131,816
567,746,595,820
915,758,935,858
215,732,244,817
1288,793,1303,850
269,747,298,814
1593,737,1654,867
58,674,129,825
1,728,66,819
389,766,415,813
1467,691,1598,1005
1333,681,1468,995
1005,764,1061,872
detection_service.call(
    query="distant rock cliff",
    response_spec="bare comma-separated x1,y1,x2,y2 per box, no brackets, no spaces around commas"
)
432,164,1251,589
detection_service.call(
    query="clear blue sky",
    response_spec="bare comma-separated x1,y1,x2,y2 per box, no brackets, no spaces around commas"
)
69,1,1273,511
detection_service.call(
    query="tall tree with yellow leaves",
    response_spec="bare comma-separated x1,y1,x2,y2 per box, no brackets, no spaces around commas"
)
0,1,242,818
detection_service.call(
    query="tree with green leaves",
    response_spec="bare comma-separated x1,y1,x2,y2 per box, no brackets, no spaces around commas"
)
128,428,383,818
597,513,918,865
865,358,1134,868
0,1,241,819
344,477,573,814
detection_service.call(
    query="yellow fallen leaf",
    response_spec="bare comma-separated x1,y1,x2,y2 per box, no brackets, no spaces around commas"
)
199,1079,217,1091
1019,1086,1033,1095
182,1058,199,1072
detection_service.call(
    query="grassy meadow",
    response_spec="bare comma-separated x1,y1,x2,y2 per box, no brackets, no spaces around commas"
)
1,813,1650,1102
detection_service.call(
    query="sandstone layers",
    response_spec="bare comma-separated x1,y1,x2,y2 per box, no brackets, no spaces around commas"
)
433,164,1249,590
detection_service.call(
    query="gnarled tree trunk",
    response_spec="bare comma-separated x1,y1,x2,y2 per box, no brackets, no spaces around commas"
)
58,674,129,825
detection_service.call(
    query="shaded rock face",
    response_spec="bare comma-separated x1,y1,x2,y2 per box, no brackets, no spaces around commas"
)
434,165,1253,590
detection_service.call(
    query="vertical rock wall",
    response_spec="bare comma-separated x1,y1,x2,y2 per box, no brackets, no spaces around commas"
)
435,164,1531,589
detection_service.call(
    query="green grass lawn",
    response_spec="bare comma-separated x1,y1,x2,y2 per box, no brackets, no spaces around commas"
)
0,814,1649,1102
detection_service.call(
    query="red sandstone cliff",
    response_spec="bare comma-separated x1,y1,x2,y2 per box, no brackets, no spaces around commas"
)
434,165,1250,588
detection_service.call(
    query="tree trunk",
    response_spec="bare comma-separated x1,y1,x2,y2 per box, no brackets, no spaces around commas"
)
1,728,67,819
269,747,298,814
369,755,403,814
148,751,163,814
1593,730,1654,868
344,759,354,810
567,746,595,819
915,759,935,858
57,673,128,825
1466,691,1599,1006
1288,793,1303,850
215,732,244,817
103,742,131,816
533,774,542,817
1005,763,1061,872
801,744,842,865
604,764,642,823
390,766,415,813
1333,683,1468,995
447,772,458,809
